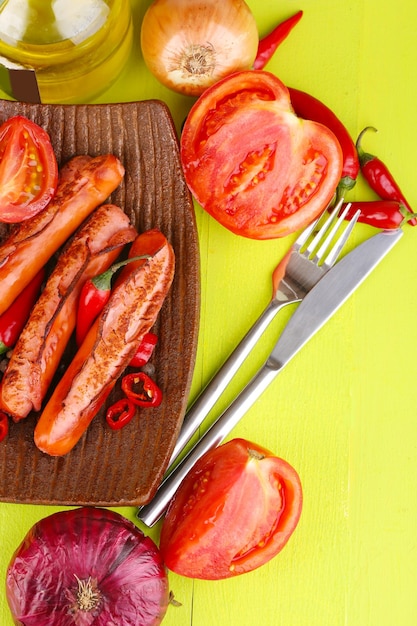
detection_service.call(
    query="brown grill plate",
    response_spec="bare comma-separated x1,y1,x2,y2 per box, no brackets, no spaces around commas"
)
0,99,200,506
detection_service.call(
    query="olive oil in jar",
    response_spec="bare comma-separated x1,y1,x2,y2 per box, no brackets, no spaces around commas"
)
0,0,133,103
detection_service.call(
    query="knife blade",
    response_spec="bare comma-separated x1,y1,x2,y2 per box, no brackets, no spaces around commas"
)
138,228,403,526
267,227,402,368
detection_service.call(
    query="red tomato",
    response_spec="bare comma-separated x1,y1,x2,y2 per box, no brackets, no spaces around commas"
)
180,70,343,239
0,115,58,223
159,438,302,580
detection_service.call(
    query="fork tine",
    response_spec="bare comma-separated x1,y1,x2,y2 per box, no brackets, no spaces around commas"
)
293,213,324,248
292,197,342,249
320,207,360,269
312,202,354,263
298,197,344,255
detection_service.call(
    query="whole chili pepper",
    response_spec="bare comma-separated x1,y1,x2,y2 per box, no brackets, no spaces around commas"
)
356,126,416,225
253,10,303,70
121,372,163,408
129,332,158,368
342,201,417,230
0,267,45,355
75,254,151,347
0,410,9,442
106,398,136,430
288,87,360,201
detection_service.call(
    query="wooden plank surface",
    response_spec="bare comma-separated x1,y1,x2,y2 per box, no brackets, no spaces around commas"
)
1,1,416,624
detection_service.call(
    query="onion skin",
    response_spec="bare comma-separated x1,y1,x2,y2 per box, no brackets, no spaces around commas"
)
6,507,169,626
140,0,259,97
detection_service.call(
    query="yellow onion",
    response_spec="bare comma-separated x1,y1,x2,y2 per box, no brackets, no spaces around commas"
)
140,0,259,96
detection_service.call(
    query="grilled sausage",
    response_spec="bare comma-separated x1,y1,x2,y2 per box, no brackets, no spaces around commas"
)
0,153,125,315
0,204,137,420
34,229,175,457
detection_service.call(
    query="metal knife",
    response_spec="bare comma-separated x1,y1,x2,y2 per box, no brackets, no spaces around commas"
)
138,228,403,526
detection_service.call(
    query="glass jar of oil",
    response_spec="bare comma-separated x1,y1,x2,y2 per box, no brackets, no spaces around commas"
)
0,0,133,104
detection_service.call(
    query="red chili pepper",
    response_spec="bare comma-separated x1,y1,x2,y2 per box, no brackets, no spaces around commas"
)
356,126,416,226
0,410,9,442
75,254,151,346
106,398,136,430
0,267,45,355
342,201,416,230
288,87,360,201
129,332,158,368
254,11,303,70
121,372,163,408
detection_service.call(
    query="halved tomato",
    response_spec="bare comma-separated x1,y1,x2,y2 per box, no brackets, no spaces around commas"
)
0,115,58,223
159,438,302,580
180,70,343,239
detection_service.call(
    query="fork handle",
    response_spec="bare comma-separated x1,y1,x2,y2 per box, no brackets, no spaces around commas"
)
138,360,280,527
168,297,293,466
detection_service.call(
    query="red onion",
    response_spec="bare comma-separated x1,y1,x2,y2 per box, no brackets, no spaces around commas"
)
6,507,169,626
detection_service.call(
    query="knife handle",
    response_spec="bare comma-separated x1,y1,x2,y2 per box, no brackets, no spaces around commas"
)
138,362,279,527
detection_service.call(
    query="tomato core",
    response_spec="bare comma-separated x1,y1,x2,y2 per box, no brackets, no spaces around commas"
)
273,150,329,219
224,143,275,202
5,130,44,205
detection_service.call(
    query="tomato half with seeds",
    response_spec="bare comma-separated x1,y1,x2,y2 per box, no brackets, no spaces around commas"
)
0,115,58,223
159,438,302,580
180,70,343,239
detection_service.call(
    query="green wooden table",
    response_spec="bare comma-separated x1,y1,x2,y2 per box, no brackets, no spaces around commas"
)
1,1,417,624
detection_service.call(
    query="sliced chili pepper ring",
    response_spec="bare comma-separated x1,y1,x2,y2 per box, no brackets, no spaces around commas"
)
121,372,163,408
106,398,136,430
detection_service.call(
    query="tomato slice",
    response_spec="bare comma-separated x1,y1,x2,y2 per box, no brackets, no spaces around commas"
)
0,115,58,223
181,70,343,239
159,438,302,580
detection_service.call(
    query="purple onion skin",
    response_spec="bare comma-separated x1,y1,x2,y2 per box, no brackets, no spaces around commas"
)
6,507,169,626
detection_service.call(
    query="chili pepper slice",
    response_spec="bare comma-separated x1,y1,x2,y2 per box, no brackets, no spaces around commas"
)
342,200,416,230
75,253,151,346
253,11,303,70
129,332,158,368
121,372,163,408
356,127,416,226
0,410,9,442
0,267,45,355
288,87,360,201
106,398,136,430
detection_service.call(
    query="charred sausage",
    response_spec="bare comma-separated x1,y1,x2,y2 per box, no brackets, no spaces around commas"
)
0,154,125,315
34,229,175,456
0,204,137,420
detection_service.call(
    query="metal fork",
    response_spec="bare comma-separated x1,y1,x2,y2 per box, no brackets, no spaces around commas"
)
137,200,360,526
168,199,359,466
